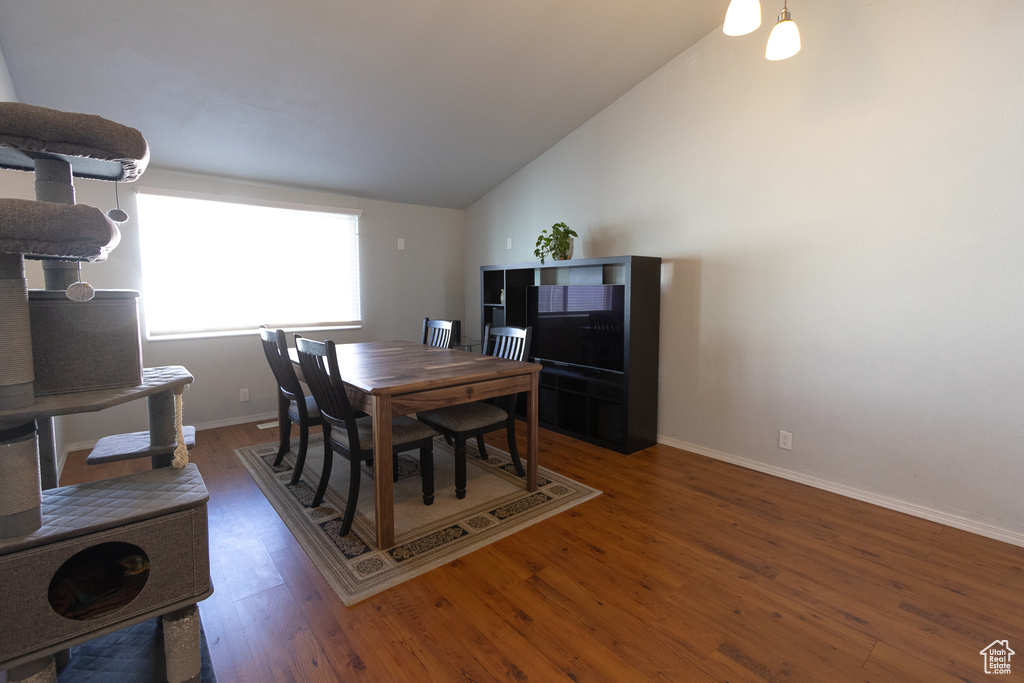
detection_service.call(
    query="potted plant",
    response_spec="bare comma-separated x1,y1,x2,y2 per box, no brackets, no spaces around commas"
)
533,222,578,264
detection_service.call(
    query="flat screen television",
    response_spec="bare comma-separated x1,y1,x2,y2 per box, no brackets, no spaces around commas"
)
527,284,625,372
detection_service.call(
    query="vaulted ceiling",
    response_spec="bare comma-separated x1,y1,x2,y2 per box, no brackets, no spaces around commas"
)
0,1,723,208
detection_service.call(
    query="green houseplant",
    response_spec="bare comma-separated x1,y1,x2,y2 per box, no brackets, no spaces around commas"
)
533,222,578,264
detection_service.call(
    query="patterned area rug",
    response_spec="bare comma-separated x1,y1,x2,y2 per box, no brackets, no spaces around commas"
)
235,434,600,606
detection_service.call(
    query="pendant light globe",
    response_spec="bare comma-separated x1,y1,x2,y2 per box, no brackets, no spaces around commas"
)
765,6,801,60
723,0,761,36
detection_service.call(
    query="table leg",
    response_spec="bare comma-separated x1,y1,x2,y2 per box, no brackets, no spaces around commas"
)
526,372,538,492
372,394,395,549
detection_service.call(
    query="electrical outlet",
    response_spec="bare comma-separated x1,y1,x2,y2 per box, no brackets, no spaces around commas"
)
779,430,792,450
506,237,513,250
240,388,250,402
397,238,406,250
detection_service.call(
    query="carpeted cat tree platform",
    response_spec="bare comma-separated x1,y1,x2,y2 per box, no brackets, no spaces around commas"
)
0,102,212,683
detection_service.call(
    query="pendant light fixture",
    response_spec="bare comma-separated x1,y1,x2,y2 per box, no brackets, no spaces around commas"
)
723,0,801,61
723,0,761,37
765,1,801,61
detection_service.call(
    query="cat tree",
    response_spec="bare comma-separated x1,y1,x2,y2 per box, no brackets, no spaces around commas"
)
0,102,211,683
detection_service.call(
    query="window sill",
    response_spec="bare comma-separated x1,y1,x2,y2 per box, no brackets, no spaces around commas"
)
146,323,363,343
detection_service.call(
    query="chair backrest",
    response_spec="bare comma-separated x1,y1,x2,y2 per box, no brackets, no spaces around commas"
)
421,317,454,348
259,325,304,401
293,335,359,437
482,324,532,362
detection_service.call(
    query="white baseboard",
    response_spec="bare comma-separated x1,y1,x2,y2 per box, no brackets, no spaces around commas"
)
658,435,1024,549
190,411,279,432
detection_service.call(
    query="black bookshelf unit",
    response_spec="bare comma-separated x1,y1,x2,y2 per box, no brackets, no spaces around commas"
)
481,255,661,454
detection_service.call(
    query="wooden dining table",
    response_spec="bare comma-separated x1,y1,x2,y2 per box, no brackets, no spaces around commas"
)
290,340,540,549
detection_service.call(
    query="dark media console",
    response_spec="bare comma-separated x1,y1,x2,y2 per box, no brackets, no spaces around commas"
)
481,255,660,454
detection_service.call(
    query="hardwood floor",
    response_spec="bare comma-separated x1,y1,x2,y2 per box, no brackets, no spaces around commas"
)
61,422,1024,682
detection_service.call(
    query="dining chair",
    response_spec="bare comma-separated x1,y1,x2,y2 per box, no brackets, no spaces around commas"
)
294,335,439,536
259,325,322,486
421,317,454,348
417,324,532,499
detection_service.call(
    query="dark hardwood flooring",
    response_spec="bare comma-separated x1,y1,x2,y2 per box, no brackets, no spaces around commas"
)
60,421,1024,682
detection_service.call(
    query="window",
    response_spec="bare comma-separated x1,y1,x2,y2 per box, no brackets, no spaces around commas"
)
136,190,361,339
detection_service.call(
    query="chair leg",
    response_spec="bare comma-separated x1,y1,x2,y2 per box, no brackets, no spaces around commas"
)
420,440,434,506
393,452,400,483
290,420,310,485
454,437,467,499
506,418,525,477
339,456,362,536
311,439,334,508
274,406,291,466
476,435,488,460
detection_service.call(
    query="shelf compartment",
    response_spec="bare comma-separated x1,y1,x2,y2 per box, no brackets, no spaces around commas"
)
588,382,624,403
555,391,588,433
590,399,626,444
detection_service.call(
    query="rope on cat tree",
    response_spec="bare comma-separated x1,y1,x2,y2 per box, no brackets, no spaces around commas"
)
172,388,189,469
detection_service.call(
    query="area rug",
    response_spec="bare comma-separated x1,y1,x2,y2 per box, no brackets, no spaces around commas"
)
236,434,600,606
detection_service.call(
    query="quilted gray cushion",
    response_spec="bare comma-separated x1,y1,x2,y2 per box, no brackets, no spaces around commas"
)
332,415,437,451
0,198,120,260
418,402,507,432
0,102,149,181
86,426,197,465
0,464,208,556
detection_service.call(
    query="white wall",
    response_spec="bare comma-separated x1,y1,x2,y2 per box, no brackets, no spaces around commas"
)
0,43,16,100
0,168,466,451
464,0,1024,538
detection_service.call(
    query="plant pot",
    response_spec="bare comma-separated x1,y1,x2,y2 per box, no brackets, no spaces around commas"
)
552,239,574,261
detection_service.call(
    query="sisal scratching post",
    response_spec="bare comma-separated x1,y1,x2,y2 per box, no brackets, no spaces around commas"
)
162,605,201,683
0,253,34,410
0,423,41,538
